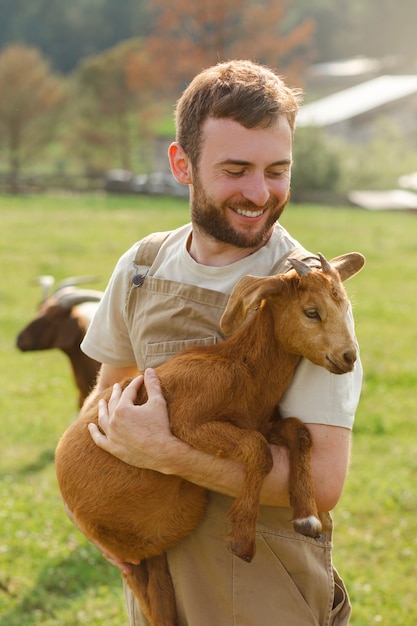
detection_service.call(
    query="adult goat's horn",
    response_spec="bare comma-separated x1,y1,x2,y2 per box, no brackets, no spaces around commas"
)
54,287,103,310
32,275,56,300
54,275,101,291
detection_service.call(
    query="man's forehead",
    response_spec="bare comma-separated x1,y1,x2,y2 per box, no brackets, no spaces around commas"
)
200,116,293,162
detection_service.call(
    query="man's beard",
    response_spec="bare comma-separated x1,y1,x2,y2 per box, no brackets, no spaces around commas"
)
191,180,289,249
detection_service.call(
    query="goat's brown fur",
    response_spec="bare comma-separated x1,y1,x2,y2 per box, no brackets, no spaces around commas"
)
55,252,365,626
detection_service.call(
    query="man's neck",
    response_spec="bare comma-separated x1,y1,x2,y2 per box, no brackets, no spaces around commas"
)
187,226,272,267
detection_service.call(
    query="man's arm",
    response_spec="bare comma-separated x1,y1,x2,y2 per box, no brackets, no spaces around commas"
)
89,370,351,512
81,363,140,412
97,363,140,390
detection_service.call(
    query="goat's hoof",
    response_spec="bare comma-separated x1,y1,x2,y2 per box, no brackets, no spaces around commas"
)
227,538,255,563
293,515,322,538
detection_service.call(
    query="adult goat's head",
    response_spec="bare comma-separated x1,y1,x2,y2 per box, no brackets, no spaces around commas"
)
16,277,103,352
220,252,365,375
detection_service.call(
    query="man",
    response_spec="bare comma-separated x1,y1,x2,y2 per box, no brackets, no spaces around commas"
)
79,60,361,625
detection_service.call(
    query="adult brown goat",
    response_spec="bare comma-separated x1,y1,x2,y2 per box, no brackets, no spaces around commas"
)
16,276,103,408
55,251,365,626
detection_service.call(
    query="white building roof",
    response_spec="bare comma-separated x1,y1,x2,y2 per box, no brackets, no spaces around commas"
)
309,56,382,78
297,75,417,128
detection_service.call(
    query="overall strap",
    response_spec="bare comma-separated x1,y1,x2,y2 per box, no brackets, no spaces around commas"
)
132,231,172,287
134,231,172,266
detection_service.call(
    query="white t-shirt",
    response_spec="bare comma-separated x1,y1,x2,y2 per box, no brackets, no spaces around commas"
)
82,222,362,429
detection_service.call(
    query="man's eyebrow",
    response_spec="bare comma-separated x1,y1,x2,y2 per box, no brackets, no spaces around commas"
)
217,158,291,167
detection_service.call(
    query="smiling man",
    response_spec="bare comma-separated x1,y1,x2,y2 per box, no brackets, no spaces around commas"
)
76,60,362,626
173,116,293,260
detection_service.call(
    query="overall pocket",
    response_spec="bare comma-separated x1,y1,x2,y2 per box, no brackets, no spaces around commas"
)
144,336,217,368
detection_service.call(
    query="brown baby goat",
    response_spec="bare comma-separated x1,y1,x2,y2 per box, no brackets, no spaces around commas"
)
55,251,365,626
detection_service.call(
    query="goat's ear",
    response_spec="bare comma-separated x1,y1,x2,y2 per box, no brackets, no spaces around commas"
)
330,252,366,282
220,274,286,335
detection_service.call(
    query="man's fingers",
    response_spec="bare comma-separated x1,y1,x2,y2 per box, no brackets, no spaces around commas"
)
118,375,145,404
97,397,110,432
143,368,163,400
64,501,75,523
100,550,133,575
107,382,123,411
88,422,109,448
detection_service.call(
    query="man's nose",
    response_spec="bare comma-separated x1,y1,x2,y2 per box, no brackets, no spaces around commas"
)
241,173,270,207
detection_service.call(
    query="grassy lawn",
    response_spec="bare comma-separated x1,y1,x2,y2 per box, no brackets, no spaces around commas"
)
0,193,416,625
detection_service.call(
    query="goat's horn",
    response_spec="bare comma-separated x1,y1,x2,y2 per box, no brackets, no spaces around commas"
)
318,253,332,274
32,275,56,300
288,258,312,276
54,275,101,291
54,288,103,309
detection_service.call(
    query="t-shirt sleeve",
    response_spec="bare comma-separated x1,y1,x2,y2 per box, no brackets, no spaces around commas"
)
81,244,138,367
278,308,362,429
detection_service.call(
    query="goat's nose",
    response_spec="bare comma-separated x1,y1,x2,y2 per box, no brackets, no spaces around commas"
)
343,349,356,367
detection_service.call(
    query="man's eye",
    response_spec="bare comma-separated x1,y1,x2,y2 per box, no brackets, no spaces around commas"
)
269,170,285,178
304,308,321,320
225,169,244,177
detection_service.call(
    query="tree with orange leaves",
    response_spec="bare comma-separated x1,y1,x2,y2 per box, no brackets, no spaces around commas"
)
69,2,314,174
146,0,315,91
0,45,66,192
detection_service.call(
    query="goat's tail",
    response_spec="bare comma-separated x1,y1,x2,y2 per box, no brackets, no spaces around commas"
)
123,553,178,626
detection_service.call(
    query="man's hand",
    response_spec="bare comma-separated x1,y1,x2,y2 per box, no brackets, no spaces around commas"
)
88,368,176,471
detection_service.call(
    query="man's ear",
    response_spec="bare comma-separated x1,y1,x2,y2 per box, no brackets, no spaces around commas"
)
168,142,192,184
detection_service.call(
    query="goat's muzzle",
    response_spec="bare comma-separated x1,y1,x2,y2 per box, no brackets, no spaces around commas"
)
16,332,37,351
325,347,357,374
16,334,29,351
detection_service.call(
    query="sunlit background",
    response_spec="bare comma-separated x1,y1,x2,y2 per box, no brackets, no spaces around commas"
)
1,0,417,204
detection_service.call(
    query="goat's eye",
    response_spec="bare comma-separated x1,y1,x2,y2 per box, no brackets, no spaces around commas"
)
304,308,321,320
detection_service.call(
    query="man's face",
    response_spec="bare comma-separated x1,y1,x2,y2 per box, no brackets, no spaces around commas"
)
190,116,293,249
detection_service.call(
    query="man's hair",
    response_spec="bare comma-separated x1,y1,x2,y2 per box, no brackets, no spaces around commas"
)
175,59,303,167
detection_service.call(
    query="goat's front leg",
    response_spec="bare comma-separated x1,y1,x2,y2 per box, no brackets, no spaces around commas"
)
180,420,273,562
267,415,322,538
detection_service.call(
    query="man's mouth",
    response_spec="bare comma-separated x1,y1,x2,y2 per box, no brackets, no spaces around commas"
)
234,207,265,218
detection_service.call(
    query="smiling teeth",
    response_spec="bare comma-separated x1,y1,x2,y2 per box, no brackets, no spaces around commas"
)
235,208,264,217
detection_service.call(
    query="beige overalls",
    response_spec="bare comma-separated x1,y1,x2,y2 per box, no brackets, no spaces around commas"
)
122,233,352,626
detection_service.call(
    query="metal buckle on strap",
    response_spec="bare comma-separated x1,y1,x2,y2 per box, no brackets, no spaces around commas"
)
132,266,149,287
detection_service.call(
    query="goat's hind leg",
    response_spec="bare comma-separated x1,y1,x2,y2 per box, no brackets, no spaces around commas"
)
267,416,322,538
180,420,273,562
126,554,178,626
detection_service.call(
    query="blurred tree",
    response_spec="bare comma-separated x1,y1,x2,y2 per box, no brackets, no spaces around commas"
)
0,44,66,191
0,0,148,72
291,126,343,194
342,117,417,191
67,1,314,175
146,0,315,91
291,118,417,196
70,39,162,174
3,0,417,76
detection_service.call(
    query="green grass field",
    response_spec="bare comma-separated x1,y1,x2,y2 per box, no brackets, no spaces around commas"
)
1,193,416,625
